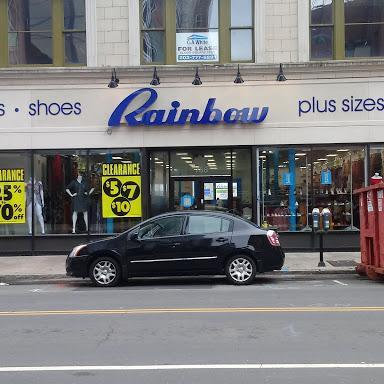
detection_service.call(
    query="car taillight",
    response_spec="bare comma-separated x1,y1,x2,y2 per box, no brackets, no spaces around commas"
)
267,230,280,246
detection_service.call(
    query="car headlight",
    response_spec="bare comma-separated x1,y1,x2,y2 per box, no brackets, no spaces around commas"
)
69,244,87,257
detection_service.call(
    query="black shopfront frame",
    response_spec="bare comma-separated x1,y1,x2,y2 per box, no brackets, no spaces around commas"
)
0,144,371,255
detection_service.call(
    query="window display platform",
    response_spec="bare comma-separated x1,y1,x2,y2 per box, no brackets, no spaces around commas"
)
0,231,360,256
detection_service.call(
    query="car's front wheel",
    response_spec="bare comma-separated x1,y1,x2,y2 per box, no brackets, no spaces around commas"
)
225,255,256,285
89,257,121,287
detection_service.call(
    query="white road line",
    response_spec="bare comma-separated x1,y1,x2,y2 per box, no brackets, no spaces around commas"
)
1,364,384,372
333,280,348,286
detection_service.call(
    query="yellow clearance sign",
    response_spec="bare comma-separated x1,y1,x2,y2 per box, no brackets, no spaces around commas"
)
0,168,26,224
101,163,142,218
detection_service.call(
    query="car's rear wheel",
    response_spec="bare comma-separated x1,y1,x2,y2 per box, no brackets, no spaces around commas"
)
89,257,121,287
225,255,256,285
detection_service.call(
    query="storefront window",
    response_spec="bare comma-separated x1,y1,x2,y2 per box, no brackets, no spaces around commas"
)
232,149,252,219
370,146,384,179
0,152,31,235
150,151,169,216
259,148,311,232
170,150,230,177
33,150,87,234
312,146,365,230
88,149,142,234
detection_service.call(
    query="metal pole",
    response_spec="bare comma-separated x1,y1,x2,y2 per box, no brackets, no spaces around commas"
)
318,231,325,267
261,158,265,224
348,151,358,230
302,155,311,231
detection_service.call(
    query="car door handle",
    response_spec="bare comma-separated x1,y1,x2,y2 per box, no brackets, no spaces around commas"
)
171,242,182,247
216,237,228,243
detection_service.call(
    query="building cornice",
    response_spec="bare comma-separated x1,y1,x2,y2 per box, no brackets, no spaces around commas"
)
0,60,383,85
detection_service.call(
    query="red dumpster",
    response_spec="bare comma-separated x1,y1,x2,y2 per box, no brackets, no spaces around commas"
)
354,183,384,280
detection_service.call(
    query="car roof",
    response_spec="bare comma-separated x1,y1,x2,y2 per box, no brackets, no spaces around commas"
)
151,210,250,222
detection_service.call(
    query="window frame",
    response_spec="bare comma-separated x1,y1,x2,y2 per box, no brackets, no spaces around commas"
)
140,0,254,65
140,0,167,65
0,0,86,67
310,0,384,60
229,0,254,63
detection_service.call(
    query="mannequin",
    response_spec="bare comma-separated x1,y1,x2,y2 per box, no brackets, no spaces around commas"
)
66,173,94,234
26,178,45,234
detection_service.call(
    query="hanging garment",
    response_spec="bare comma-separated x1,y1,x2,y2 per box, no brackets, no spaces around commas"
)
66,179,89,212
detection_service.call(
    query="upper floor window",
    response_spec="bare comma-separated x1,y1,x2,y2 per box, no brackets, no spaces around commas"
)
310,0,384,60
140,0,254,64
0,0,86,67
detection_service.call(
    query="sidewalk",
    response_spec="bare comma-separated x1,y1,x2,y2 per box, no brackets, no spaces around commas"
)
0,252,361,280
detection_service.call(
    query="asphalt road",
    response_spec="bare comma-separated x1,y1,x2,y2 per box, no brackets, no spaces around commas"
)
0,274,383,383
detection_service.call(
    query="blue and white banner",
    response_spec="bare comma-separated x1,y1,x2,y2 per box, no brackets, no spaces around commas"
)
282,172,293,186
321,169,332,185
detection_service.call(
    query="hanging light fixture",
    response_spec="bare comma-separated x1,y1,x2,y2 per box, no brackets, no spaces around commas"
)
233,64,244,84
150,66,160,86
192,67,202,85
107,68,119,88
276,63,287,82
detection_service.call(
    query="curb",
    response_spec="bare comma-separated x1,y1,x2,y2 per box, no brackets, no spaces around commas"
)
0,270,359,285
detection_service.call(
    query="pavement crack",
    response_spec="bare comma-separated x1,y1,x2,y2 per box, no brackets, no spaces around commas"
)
96,325,114,348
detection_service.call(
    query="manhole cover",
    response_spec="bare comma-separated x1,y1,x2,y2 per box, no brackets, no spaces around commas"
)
327,260,357,267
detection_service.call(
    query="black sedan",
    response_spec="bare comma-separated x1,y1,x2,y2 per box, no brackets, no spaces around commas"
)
66,211,285,287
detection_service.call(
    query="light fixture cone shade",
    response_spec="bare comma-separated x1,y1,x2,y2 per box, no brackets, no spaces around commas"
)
192,68,202,85
150,67,160,85
108,68,119,87
108,80,118,88
234,65,244,83
276,63,286,81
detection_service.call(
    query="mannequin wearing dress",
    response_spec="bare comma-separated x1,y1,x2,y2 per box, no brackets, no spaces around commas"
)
66,174,94,234
26,178,45,234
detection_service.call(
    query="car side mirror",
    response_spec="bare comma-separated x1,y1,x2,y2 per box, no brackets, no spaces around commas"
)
129,232,139,241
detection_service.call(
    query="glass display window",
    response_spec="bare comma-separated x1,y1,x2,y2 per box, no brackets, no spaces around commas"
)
232,149,252,220
150,151,170,216
259,147,312,232
0,152,31,235
33,150,87,235
170,150,231,177
370,146,384,180
311,146,365,231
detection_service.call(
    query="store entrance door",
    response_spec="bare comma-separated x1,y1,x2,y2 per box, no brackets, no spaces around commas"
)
172,177,233,212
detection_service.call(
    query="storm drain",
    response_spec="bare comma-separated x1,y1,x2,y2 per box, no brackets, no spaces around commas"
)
326,260,358,267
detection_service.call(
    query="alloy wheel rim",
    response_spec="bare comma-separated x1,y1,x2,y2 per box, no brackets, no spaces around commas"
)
229,258,253,282
93,261,117,285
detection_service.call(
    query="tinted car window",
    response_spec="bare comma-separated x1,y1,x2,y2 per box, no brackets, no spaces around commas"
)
186,216,231,235
138,216,184,239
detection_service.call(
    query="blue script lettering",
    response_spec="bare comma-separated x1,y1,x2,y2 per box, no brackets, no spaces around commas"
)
108,88,269,127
